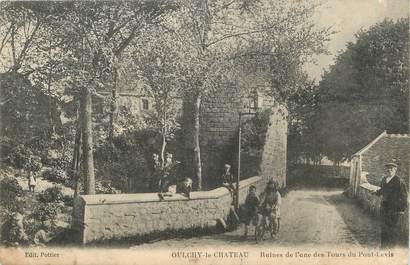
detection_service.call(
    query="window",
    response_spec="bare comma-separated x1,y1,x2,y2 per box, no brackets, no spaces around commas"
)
142,99,149,110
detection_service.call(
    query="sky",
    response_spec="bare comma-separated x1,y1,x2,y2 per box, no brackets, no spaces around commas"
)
305,0,409,82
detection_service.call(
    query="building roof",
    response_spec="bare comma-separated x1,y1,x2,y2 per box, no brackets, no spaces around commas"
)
352,131,410,157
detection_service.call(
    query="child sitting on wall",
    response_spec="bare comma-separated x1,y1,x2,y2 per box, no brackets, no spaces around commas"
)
177,177,193,198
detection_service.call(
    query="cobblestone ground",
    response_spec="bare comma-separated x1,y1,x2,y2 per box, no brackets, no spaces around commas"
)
132,188,381,249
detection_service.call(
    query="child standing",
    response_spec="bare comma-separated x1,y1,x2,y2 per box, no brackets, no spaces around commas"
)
260,179,281,237
243,185,260,237
28,170,37,192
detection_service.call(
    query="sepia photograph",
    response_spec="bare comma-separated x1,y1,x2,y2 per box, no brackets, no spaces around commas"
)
0,0,408,264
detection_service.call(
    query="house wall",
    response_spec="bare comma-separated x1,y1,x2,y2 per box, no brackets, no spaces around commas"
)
349,134,409,243
349,156,362,197
361,135,410,186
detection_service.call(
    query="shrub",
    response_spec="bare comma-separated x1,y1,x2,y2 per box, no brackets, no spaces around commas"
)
30,202,59,227
37,186,64,203
22,217,43,240
241,109,271,157
41,168,68,184
95,181,121,194
26,155,42,173
62,195,74,207
7,144,32,170
1,213,28,245
0,177,24,212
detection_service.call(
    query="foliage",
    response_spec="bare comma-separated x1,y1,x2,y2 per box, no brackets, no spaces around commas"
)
95,181,122,195
62,194,74,207
41,168,68,184
0,72,56,151
0,213,28,245
287,80,322,164
0,0,332,193
22,217,43,240
29,202,59,228
25,155,42,173
239,109,272,178
94,126,158,193
314,19,409,162
241,110,272,158
37,186,64,203
0,177,24,213
132,30,183,167
6,144,32,170
40,133,74,171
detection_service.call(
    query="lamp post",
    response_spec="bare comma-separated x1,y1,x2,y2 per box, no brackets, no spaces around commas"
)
235,92,261,209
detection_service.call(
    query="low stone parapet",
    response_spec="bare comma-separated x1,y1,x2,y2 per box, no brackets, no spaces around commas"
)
72,176,263,244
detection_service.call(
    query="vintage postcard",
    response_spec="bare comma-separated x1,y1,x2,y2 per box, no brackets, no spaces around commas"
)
0,0,408,264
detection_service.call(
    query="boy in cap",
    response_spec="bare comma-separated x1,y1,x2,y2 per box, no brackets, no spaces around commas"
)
177,177,193,198
221,164,235,192
373,160,408,248
242,185,260,237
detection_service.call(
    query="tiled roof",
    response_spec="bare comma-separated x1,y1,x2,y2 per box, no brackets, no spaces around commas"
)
352,131,410,157
352,131,387,157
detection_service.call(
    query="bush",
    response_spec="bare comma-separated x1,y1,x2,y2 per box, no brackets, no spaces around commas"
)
241,109,271,157
25,155,42,173
22,217,43,240
62,195,74,207
41,168,68,184
0,177,24,212
37,186,64,203
42,140,73,171
30,202,59,227
1,213,28,245
95,181,121,194
7,144,32,170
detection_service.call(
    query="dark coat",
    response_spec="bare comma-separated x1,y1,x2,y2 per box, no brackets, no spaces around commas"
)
376,175,407,214
244,193,260,216
222,172,234,185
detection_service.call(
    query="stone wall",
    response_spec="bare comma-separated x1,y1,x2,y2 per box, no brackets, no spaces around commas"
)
182,86,288,189
199,87,243,187
259,106,288,187
357,183,408,241
72,176,263,244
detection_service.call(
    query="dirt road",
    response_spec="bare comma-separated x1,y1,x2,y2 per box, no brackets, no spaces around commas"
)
132,189,380,249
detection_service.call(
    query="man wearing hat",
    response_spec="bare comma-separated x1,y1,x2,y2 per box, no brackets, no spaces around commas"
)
373,160,408,248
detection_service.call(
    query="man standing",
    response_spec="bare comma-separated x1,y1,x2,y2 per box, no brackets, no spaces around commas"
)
374,161,408,248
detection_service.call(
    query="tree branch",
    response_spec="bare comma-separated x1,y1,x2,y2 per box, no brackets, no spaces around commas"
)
0,23,12,56
114,25,141,57
106,17,134,42
15,17,42,70
205,29,264,48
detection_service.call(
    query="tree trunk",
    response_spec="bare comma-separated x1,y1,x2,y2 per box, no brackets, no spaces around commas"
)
194,94,202,191
81,87,95,195
72,99,83,197
108,65,119,147
47,48,55,136
160,130,167,170
160,111,167,169
10,22,17,68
